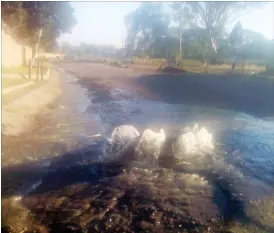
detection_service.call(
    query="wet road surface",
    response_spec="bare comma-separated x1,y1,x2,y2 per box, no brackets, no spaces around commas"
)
2,63,274,233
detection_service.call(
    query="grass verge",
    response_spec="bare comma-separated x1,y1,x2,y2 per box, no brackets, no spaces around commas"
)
2,78,29,89
2,81,46,105
2,62,51,75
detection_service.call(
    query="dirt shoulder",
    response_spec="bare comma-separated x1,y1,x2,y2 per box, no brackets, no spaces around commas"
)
2,70,61,136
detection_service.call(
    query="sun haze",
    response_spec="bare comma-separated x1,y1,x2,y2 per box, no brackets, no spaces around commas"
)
58,1,273,48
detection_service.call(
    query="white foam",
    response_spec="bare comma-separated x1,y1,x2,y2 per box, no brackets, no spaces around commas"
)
102,125,139,161
196,127,214,150
135,128,166,164
174,124,214,159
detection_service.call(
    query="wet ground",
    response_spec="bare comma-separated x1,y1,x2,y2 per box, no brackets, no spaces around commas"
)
2,63,274,233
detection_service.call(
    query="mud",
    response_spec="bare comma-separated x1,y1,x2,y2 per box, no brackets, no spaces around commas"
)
2,62,274,233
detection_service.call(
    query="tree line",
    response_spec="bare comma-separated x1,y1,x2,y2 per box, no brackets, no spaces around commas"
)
124,2,273,66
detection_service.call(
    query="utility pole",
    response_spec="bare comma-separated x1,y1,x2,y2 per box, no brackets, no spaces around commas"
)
121,26,124,49
273,1,274,55
179,2,183,68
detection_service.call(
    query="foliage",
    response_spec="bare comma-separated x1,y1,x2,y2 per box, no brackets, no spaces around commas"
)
229,21,243,50
60,43,118,59
186,2,265,39
124,2,169,53
122,1,271,68
1,1,76,51
266,58,274,74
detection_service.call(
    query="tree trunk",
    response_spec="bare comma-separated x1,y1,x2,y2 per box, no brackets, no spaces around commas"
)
241,60,245,75
206,59,210,73
232,61,236,71
31,28,43,70
36,57,40,83
28,58,32,80
41,60,44,80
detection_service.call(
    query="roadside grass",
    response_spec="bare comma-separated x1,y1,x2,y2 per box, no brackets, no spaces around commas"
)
2,66,34,74
2,78,29,89
2,81,46,105
131,57,165,65
130,58,266,74
74,56,267,75
2,61,52,75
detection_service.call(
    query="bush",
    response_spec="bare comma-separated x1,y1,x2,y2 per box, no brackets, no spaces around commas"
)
160,66,186,74
266,59,274,74
108,60,122,67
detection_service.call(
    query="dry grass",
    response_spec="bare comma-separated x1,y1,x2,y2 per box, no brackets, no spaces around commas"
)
2,82,43,106
2,78,29,89
132,57,165,65
2,71,61,136
2,66,33,74
130,58,266,74
2,62,51,75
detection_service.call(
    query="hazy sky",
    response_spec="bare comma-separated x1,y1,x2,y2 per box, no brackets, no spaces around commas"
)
58,1,274,48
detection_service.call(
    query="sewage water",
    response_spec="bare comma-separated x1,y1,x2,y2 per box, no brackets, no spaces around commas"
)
2,70,274,233
86,86,274,232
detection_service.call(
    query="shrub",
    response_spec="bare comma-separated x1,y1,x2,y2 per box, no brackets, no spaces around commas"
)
108,60,122,67
266,59,274,74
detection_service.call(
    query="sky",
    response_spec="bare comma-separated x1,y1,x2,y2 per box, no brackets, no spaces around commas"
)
58,1,274,48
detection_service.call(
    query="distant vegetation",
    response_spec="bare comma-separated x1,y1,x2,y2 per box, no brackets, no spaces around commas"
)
124,2,273,70
60,2,273,74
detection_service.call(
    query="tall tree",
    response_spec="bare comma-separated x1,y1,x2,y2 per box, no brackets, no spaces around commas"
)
169,2,194,66
1,1,77,51
186,2,265,67
124,2,169,57
229,21,244,70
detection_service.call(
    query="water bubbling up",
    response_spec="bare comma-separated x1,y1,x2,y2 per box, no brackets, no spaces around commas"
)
103,124,215,167
174,124,214,159
135,128,166,165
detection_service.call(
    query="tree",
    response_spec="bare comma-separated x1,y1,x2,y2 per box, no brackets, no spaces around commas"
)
169,2,195,66
229,21,243,70
1,1,77,51
124,2,169,57
185,2,265,67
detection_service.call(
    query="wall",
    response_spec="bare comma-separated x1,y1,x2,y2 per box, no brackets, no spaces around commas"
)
40,52,64,60
1,26,33,68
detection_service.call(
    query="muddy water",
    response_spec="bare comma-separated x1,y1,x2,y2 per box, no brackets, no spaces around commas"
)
81,83,274,232
2,68,104,231
2,69,274,233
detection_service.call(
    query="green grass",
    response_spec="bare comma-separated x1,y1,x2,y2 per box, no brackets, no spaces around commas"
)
2,78,29,89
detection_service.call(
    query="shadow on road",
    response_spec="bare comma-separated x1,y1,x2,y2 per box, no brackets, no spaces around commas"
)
135,73,274,118
3,63,274,232
2,139,263,233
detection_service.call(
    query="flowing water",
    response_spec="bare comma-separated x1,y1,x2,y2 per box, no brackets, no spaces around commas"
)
86,84,274,232
2,69,274,233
